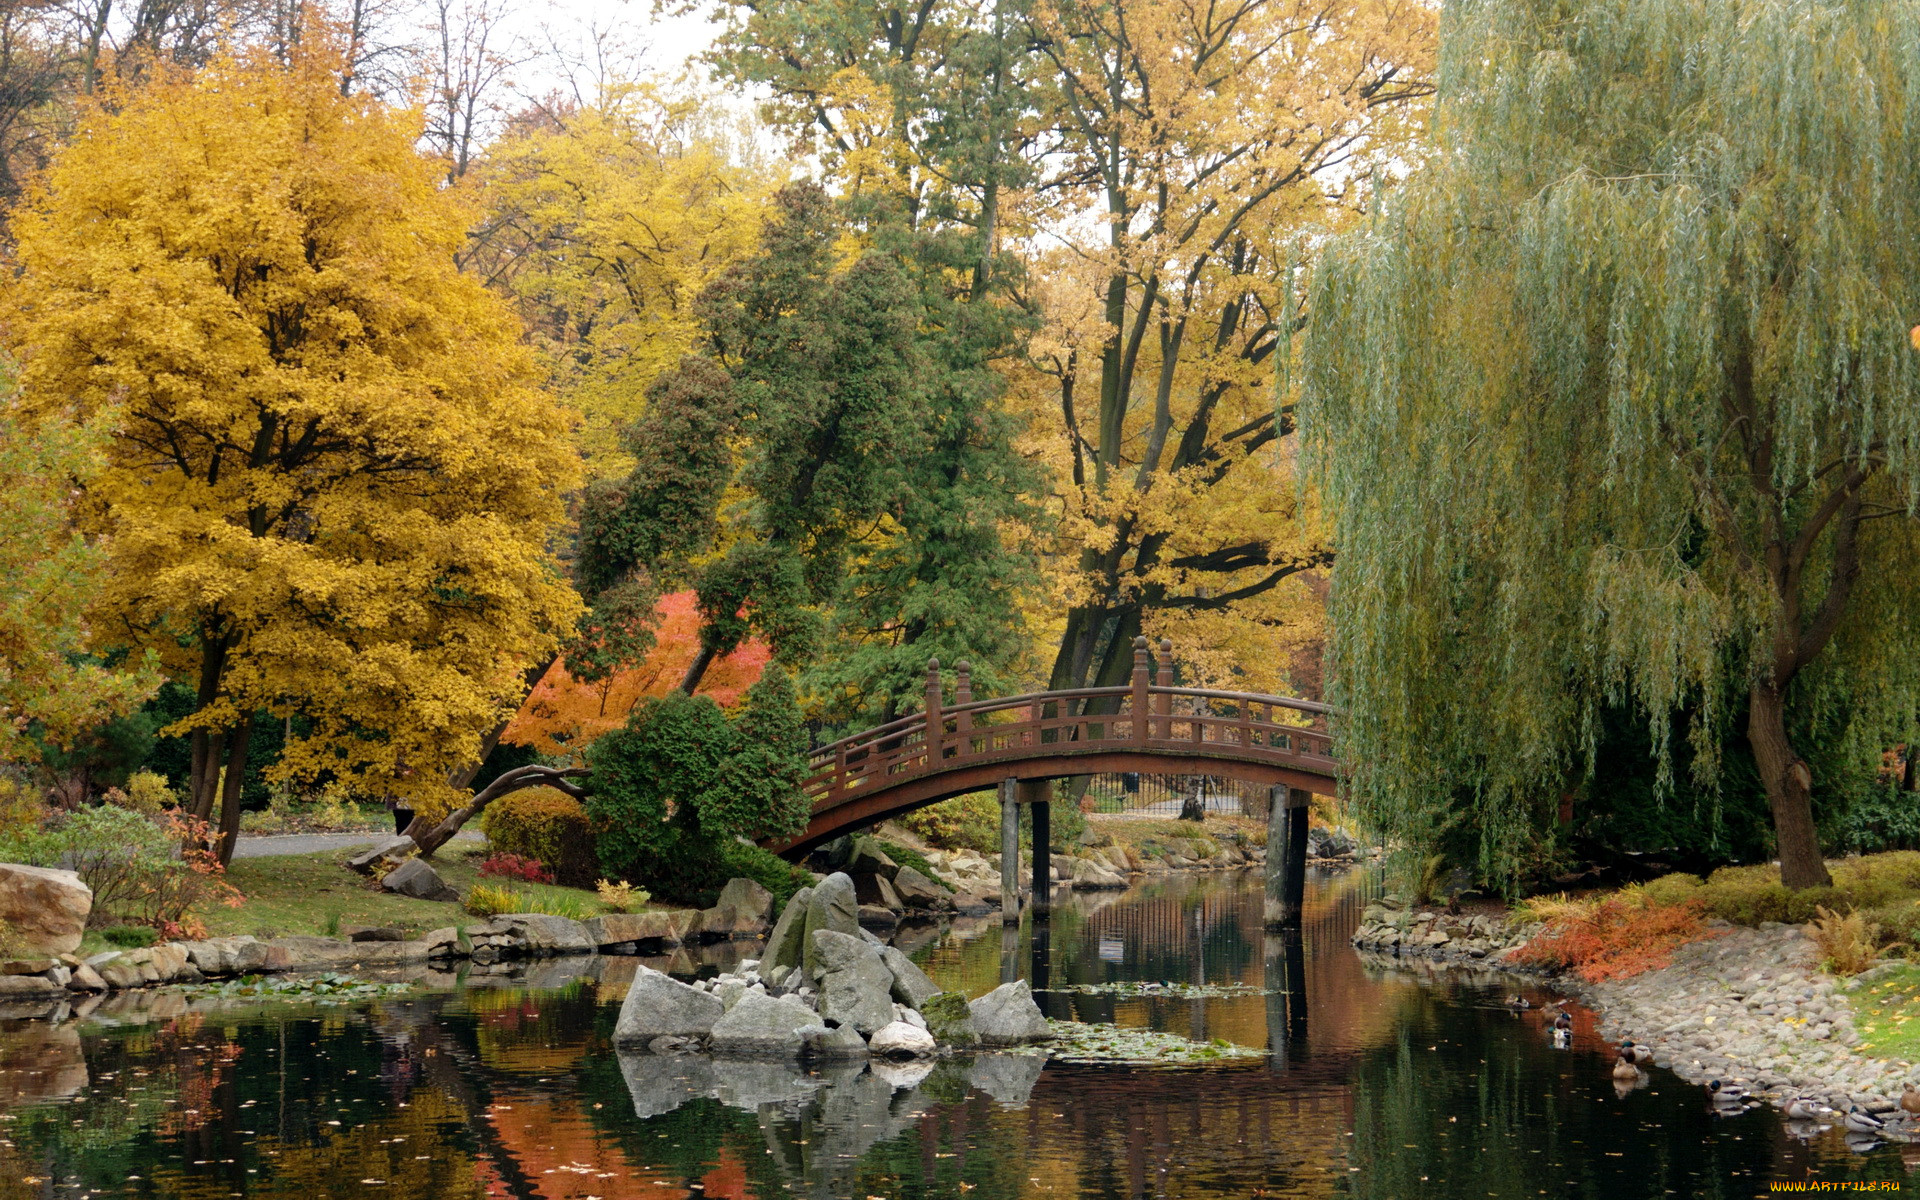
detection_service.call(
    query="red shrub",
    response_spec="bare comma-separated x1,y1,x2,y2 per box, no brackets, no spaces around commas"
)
478,853,554,885
1509,893,1725,982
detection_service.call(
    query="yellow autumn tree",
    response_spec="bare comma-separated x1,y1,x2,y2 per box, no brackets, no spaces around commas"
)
5,36,583,862
706,0,1435,700
467,83,772,478
0,401,158,764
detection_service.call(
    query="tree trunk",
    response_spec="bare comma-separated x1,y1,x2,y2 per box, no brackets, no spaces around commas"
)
1748,682,1831,890
679,643,718,695
1905,737,1919,793
446,654,557,791
404,765,589,857
213,716,254,869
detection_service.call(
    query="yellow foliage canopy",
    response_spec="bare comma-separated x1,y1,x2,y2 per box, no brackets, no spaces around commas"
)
5,40,582,820
469,85,771,479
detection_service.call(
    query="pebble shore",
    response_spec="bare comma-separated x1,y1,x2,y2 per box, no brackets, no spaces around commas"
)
1352,898,1920,1123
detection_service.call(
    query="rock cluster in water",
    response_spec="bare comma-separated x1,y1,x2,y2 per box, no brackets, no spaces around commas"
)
614,872,1050,1061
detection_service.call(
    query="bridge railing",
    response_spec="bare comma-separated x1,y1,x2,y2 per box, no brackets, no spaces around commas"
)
802,638,1335,812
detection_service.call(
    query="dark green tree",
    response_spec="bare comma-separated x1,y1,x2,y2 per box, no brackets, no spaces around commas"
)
585,666,814,902
582,182,1038,723
1302,0,1920,889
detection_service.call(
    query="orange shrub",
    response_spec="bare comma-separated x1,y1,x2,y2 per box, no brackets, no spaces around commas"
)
1509,893,1725,982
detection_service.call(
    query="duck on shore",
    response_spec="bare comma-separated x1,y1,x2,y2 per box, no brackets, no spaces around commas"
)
1707,1080,1749,1108
1844,1106,1888,1135
1618,1038,1652,1065
1902,1085,1920,1118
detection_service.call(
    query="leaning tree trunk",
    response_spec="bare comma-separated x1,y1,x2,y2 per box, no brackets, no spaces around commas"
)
1748,681,1832,890
403,764,589,857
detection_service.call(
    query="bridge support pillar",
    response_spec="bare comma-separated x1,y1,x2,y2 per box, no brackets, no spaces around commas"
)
1026,782,1052,918
1265,785,1311,926
999,778,1021,924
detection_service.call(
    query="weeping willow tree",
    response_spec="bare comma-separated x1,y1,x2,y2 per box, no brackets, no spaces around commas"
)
1301,0,1920,890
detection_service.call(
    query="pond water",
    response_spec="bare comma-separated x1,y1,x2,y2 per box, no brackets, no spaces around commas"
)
0,867,1912,1198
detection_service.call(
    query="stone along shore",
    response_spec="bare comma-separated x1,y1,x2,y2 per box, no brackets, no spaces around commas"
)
1350,896,1920,1121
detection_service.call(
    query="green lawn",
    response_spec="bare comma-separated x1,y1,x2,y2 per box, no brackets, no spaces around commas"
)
195,848,620,941
1848,963,1920,1063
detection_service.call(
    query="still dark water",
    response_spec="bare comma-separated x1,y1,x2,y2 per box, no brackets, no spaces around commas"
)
0,867,1911,1199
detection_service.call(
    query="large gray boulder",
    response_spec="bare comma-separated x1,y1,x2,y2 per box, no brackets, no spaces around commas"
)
854,872,903,911
846,838,898,880
802,873,860,977
763,886,812,975
613,966,726,1045
585,910,695,947
879,945,940,1008
869,1020,937,1058
495,914,595,955
380,857,458,902
1069,858,1129,890
708,990,828,1057
0,865,90,955
716,877,774,922
801,1024,870,1062
969,979,1052,1045
890,866,952,910
920,991,978,1046
345,835,415,874
811,929,897,1034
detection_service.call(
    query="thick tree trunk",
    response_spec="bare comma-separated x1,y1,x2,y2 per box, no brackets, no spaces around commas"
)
1748,682,1831,890
213,716,254,869
404,765,589,857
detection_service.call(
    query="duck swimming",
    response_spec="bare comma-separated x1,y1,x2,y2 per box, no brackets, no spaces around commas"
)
1707,1080,1748,1106
1553,1011,1573,1032
1506,995,1532,1010
1785,1096,1834,1121
1612,1053,1641,1083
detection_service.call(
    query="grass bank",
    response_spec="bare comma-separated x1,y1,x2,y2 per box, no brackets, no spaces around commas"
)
194,847,624,941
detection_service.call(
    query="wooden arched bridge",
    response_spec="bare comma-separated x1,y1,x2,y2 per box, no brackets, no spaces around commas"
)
768,637,1340,925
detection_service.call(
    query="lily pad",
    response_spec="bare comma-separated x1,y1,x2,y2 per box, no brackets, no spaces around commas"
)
1043,1020,1266,1064
1041,981,1267,1000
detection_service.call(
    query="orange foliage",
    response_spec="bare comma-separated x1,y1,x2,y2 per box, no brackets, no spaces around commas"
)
1508,894,1726,982
503,591,771,756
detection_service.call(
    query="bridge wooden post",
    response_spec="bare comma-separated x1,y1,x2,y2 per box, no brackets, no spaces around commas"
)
1156,638,1174,740
1265,785,1311,926
1131,636,1150,745
999,777,1021,923
924,659,943,765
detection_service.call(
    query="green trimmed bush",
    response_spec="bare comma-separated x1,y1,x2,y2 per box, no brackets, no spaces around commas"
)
480,787,598,887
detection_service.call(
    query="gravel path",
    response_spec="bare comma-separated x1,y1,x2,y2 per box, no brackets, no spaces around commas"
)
230,830,483,858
